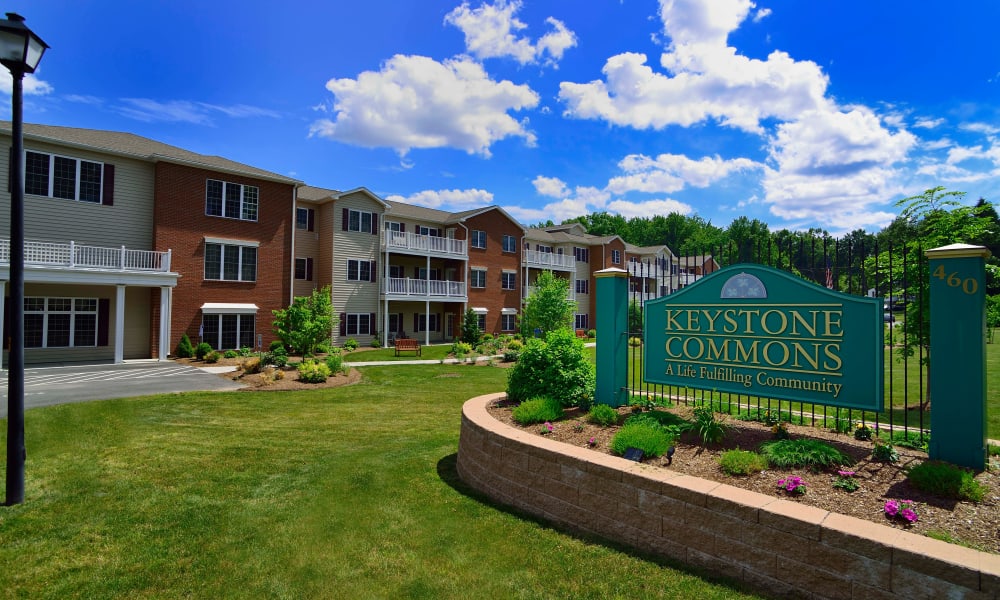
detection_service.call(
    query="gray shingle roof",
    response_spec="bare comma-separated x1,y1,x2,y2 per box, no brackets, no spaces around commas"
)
2,122,301,184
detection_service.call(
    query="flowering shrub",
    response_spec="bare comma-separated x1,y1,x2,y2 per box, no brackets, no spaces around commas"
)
540,421,554,435
854,422,873,441
771,422,790,440
587,437,596,447
833,470,859,492
776,476,807,495
884,499,919,524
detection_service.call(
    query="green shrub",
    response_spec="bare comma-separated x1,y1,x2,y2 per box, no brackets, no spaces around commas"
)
195,342,213,361
624,411,688,433
370,337,381,348
505,339,524,351
268,340,286,353
610,422,674,458
511,397,564,425
502,350,520,363
587,404,619,427
586,329,596,339
174,333,194,358
758,439,854,469
872,440,900,463
297,359,331,383
907,461,988,502
451,341,473,358
241,356,263,374
324,352,345,376
267,346,288,368
691,406,728,446
238,346,254,357
343,338,359,352
719,449,769,476
316,342,332,354
223,349,239,359
204,351,221,364
506,328,595,408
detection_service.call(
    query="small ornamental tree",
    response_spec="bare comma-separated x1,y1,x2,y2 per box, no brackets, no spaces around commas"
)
507,328,595,408
461,308,481,345
174,333,194,358
520,271,574,339
272,286,336,356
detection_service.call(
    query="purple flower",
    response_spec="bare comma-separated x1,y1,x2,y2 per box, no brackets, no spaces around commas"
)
884,500,899,517
837,470,855,477
587,437,596,446
901,509,918,523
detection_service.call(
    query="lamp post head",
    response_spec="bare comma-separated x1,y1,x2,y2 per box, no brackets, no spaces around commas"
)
0,12,48,75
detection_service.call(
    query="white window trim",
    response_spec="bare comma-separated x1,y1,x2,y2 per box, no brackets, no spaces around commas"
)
348,209,375,233
471,230,487,249
347,259,375,282
201,303,259,315
345,313,374,336
470,267,487,288
204,236,260,247
204,241,257,282
206,179,259,222
25,150,105,203
24,296,99,348
502,234,517,253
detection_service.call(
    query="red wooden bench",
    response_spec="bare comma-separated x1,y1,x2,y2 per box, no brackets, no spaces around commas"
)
394,338,421,357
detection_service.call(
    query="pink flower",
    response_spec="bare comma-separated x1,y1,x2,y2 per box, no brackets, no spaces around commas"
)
901,509,918,523
837,470,855,477
884,500,899,516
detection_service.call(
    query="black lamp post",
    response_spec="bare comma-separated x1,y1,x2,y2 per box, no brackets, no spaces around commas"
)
1,12,48,506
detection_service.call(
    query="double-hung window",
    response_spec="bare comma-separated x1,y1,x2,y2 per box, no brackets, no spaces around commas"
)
611,249,622,265
295,257,313,280
575,279,589,294
502,234,517,253
202,314,255,350
204,240,257,282
26,151,107,204
346,313,373,336
416,313,440,332
501,313,516,332
296,207,315,231
471,230,487,249
24,297,98,348
348,259,376,282
575,314,589,330
501,271,516,290
344,208,377,233
573,247,589,262
470,268,487,288
206,179,259,221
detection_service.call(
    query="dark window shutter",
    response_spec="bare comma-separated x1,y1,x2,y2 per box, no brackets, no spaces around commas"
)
371,213,378,234
413,314,418,331
369,313,376,335
370,260,377,282
307,209,315,232
339,313,346,337
102,163,115,206
342,208,348,231
306,258,313,281
436,313,441,332
6,146,11,193
97,298,110,346
400,223,405,233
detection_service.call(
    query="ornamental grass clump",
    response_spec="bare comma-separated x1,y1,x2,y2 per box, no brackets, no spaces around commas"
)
511,397,564,426
610,421,674,459
906,461,988,503
719,449,768,476
587,404,619,427
758,438,854,469
691,406,727,446
297,359,330,383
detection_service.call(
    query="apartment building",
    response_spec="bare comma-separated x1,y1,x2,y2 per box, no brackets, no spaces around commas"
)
0,122,300,366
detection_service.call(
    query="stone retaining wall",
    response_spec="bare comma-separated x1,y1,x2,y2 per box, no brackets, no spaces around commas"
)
457,393,1000,600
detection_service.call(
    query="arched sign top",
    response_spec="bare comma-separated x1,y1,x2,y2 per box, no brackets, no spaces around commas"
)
720,272,767,299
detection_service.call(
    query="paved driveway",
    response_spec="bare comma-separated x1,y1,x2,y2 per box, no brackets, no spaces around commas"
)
0,361,244,417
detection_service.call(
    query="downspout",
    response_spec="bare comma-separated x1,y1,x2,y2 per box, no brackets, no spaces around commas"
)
459,221,470,343
289,186,298,307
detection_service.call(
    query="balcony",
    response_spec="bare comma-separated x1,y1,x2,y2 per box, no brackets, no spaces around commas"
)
384,277,466,299
0,239,172,272
524,250,576,271
385,231,466,258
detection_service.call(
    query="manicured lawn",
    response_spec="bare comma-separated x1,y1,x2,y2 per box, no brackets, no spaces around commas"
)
0,364,763,599
342,343,455,362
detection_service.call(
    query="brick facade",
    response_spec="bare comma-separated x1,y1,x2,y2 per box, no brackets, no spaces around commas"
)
465,208,523,334
151,162,295,355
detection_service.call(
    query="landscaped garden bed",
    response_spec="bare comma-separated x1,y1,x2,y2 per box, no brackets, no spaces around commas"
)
487,399,1000,554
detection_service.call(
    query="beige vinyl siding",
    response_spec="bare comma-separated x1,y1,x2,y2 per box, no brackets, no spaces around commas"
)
123,287,151,359
332,192,382,344
390,301,450,344
0,136,155,250
293,201,321,298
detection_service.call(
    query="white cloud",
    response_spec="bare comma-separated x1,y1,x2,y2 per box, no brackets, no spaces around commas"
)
532,174,569,197
913,117,945,129
0,72,53,96
444,1,577,67
752,7,772,23
385,188,494,210
607,153,760,194
960,122,1000,135
116,99,279,124
311,54,539,157
605,198,694,218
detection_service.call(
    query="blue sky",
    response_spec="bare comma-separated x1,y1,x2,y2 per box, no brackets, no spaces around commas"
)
8,0,1000,234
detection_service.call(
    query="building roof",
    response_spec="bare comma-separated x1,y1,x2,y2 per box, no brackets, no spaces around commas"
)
2,122,302,185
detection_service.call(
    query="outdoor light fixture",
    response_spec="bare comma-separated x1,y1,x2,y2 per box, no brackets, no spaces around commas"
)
2,12,48,506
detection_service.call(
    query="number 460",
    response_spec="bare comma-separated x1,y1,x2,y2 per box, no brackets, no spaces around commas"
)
932,265,978,295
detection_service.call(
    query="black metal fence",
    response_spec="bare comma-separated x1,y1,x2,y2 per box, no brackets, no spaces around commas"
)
625,236,929,445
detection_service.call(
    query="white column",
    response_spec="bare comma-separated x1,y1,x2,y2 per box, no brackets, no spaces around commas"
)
425,255,431,346
114,284,126,363
158,286,171,361
0,280,5,371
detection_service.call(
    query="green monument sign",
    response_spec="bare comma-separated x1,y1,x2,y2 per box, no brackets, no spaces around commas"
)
643,264,883,411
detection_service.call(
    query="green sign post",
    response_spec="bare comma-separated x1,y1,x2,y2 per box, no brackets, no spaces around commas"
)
926,244,989,470
642,264,883,411
595,268,628,407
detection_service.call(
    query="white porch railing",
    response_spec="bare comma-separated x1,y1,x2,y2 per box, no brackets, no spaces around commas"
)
385,277,466,298
524,250,576,270
385,231,466,256
0,239,172,272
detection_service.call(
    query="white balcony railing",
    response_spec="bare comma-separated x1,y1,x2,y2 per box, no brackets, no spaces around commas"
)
524,250,576,270
0,239,172,272
385,231,466,256
524,285,576,302
385,277,466,298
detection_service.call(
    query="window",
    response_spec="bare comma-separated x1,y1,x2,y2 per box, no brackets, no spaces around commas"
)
24,297,98,348
25,151,106,203
501,271,516,290
471,230,487,249
206,179,258,221
416,225,441,237
295,257,313,280
611,249,622,265
296,207,315,231
342,208,377,233
346,313,374,336
470,268,487,288
385,220,402,233
388,313,404,336
202,314,255,350
536,244,552,253
501,313,516,331
388,265,405,279
477,314,487,331
575,279,589,294
417,267,441,280
347,259,376,282
575,314,589,330
416,313,440,332
204,242,257,282
502,235,517,253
